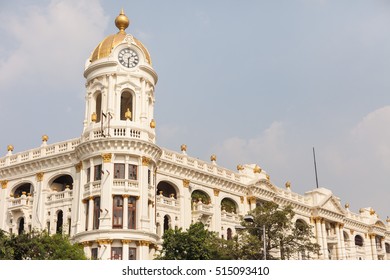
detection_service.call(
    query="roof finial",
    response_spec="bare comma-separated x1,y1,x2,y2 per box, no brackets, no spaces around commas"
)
115,8,129,34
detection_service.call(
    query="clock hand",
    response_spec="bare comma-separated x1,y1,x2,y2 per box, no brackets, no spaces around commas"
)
127,56,131,67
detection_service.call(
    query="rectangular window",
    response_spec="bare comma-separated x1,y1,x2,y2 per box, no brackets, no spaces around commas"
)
111,247,123,260
129,248,137,260
68,218,71,235
147,169,151,185
114,163,125,179
91,248,98,260
128,196,136,229
94,164,102,181
47,221,50,235
93,197,100,230
86,167,91,183
113,195,123,229
128,164,137,180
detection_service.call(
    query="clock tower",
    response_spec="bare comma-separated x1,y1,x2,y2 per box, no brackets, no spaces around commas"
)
73,10,161,260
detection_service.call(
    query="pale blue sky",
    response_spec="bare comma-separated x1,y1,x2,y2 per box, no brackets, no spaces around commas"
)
1,0,390,218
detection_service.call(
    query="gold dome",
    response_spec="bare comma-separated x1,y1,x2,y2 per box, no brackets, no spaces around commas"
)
90,9,152,65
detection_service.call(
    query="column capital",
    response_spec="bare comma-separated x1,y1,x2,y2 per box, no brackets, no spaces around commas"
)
75,161,83,173
102,153,112,163
36,172,44,182
240,196,244,203
182,179,190,188
142,156,151,166
121,239,132,244
247,196,256,204
137,240,150,246
213,188,220,197
1,180,8,189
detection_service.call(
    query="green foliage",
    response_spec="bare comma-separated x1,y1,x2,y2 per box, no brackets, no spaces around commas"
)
237,201,321,260
156,222,229,260
0,230,86,260
221,198,237,213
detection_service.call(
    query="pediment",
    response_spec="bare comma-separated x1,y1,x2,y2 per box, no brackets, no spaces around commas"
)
319,196,346,215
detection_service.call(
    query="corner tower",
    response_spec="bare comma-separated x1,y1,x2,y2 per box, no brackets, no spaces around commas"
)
73,10,161,260
82,9,157,142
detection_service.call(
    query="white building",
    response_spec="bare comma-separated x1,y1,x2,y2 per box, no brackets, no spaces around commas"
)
0,10,389,260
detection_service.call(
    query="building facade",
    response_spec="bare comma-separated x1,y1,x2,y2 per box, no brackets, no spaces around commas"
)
0,11,389,260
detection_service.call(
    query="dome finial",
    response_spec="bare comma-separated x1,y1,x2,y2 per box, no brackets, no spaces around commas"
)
115,8,129,34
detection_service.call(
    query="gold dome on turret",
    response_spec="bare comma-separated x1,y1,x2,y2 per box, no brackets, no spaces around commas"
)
89,9,151,64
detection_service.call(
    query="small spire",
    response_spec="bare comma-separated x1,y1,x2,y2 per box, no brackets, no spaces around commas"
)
115,8,130,34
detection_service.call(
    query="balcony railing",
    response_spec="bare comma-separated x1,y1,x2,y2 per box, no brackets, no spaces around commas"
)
156,195,180,207
8,195,34,211
47,189,73,202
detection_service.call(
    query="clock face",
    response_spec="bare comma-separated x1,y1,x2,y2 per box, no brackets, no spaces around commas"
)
118,48,139,68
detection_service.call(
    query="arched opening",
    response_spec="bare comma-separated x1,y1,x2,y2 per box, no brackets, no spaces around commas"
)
56,210,63,234
157,181,177,199
163,215,170,233
227,228,233,240
51,175,73,192
191,190,210,204
295,219,307,232
221,198,237,213
355,235,364,247
343,231,350,242
18,217,25,235
120,91,133,120
95,92,102,122
13,183,33,197
385,243,390,254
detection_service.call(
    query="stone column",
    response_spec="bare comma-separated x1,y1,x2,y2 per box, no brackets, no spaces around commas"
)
100,153,113,230
321,220,329,259
33,172,45,230
0,180,8,229
335,223,342,259
370,234,378,260
381,238,387,260
339,225,346,259
122,240,130,260
87,196,94,231
123,195,129,229
213,189,222,236
72,161,82,235
83,242,92,259
315,218,324,259
181,179,191,230
138,241,150,260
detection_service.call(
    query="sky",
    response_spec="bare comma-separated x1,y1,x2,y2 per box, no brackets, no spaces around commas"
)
0,0,390,219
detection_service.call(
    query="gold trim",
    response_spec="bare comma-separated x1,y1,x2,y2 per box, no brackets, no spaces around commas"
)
350,229,354,235
182,179,190,188
36,172,44,182
121,239,132,244
91,112,97,122
76,161,83,173
102,153,112,163
247,196,256,204
7,145,14,152
213,189,220,197
122,194,130,198
42,135,49,142
210,154,217,162
253,165,262,174
240,196,244,203
150,119,156,129
180,144,187,152
285,181,291,189
142,156,151,166
1,180,8,189
236,164,244,171
82,241,92,247
266,174,270,181
97,239,113,245
137,240,150,246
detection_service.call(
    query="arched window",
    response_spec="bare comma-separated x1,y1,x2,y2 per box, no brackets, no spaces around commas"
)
95,92,102,122
93,197,101,230
13,183,33,197
18,217,25,235
385,243,390,254
221,198,237,213
191,190,210,204
227,228,232,240
120,91,133,120
51,175,73,192
56,210,63,234
157,181,177,199
355,235,364,247
295,219,307,233
163,215,170,233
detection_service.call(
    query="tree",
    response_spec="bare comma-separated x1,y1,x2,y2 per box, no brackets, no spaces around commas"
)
156,222,230,260
237,201,320,260
0,230,86,260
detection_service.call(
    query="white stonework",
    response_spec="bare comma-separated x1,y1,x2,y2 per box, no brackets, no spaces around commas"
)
0,11,389,260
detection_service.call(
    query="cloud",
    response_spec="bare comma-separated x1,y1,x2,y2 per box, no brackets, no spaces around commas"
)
0,0,107,92
215,121,288,171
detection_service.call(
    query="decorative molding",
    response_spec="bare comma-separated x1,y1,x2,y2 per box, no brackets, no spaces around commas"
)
247,196,256,204
137,240,150,246
253,165,262,174
98,239,113,245
36,172,44,182
240,196,244,203
182,179,190,188
213,189,220,197
236,164,244,171
81,241,92,247
142,156,151,166
121,239,132,244
102,153,112,163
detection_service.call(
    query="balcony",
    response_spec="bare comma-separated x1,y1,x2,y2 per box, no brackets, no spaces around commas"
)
221,210,240,223
156,195,180,209
46,189,73,206
8,195,33,212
